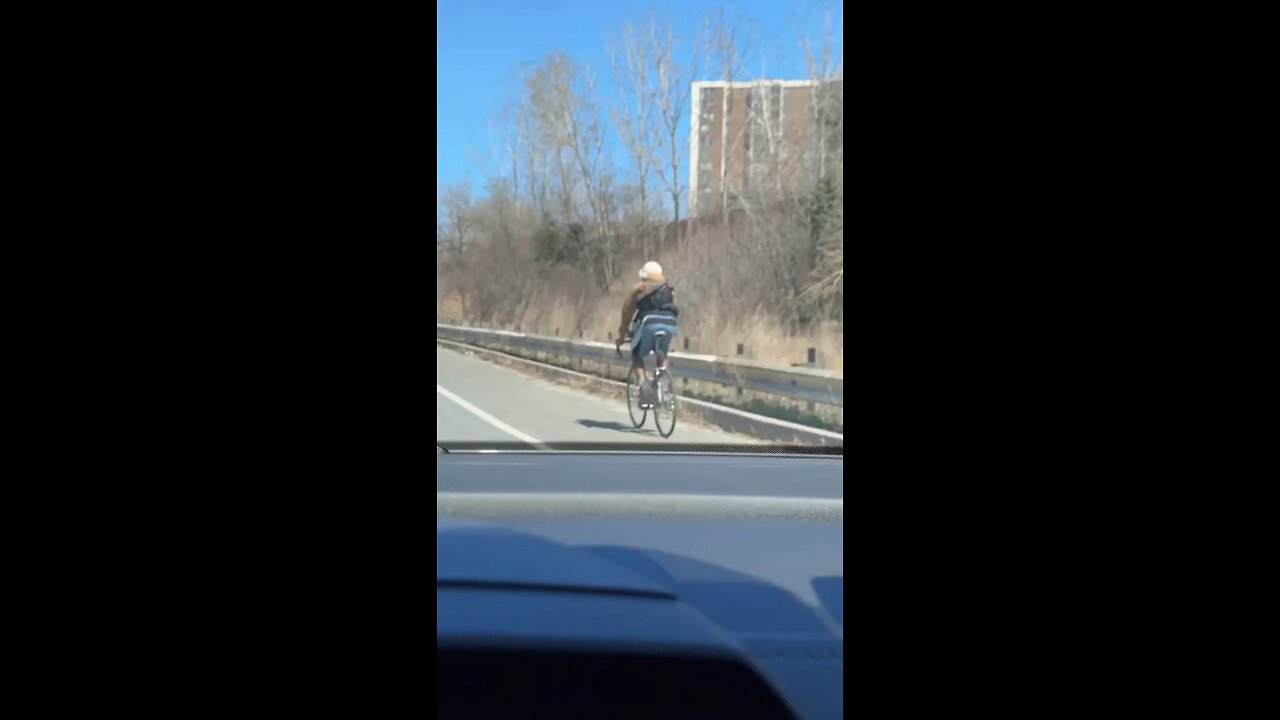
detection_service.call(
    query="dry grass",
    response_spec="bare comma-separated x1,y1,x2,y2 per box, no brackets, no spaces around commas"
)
440,290,842,373
436,203,843,372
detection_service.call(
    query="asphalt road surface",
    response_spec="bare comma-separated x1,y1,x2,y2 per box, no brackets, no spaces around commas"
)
437,346,760,446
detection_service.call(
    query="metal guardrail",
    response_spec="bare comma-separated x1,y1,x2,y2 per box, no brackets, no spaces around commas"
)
436,323,843,407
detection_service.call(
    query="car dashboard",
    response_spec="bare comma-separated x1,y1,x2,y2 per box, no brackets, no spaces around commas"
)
436,450,844,719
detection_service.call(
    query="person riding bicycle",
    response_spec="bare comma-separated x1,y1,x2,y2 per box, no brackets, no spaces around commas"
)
615,261,679,409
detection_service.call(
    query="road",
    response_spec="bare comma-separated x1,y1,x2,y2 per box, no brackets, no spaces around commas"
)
436,346,759,446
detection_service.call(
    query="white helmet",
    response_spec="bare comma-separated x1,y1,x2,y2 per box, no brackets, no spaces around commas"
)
639,261,664,280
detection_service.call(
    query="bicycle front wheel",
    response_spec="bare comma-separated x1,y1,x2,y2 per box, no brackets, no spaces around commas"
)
654,372,676,437
626,373,647,428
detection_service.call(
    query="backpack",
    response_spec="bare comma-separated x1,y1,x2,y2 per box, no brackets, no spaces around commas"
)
636,283,679,318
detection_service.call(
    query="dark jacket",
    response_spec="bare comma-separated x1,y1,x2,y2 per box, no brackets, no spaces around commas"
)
618,280,677,338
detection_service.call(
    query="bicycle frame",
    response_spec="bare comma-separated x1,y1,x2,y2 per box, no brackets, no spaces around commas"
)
616,343,673,393
616,343,670,378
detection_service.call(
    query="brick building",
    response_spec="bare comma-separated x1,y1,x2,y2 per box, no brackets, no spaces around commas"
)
689,79,842,217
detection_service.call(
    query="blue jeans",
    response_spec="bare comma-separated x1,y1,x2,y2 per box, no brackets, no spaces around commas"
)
631,316,677,361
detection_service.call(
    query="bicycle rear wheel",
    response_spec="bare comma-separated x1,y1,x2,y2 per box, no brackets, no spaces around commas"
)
654,372,676,437
626,372,647,428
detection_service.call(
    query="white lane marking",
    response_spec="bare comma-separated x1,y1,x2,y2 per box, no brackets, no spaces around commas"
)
436,384,547,448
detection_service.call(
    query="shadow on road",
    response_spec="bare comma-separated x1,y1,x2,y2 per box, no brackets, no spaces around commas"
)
575,419,655,435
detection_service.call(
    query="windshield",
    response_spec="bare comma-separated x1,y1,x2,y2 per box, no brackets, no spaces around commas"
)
437,0,843,451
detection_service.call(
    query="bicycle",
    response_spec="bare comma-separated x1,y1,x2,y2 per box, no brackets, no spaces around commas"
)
616,336,677,438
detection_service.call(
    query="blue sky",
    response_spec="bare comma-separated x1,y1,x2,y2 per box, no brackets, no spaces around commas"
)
436,0,842,191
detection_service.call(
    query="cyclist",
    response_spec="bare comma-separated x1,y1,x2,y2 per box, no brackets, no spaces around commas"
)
615,261,679,408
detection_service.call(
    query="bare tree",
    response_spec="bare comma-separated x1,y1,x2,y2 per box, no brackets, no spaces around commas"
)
524,55,578,223
567,63,616,288
510,62,551,217
797,3,843,320
439,181,473,258
524,52,617,289
610,18,657,258
801,4,843,186
649,14,699,252
703,5,756,223
493,99,522,199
